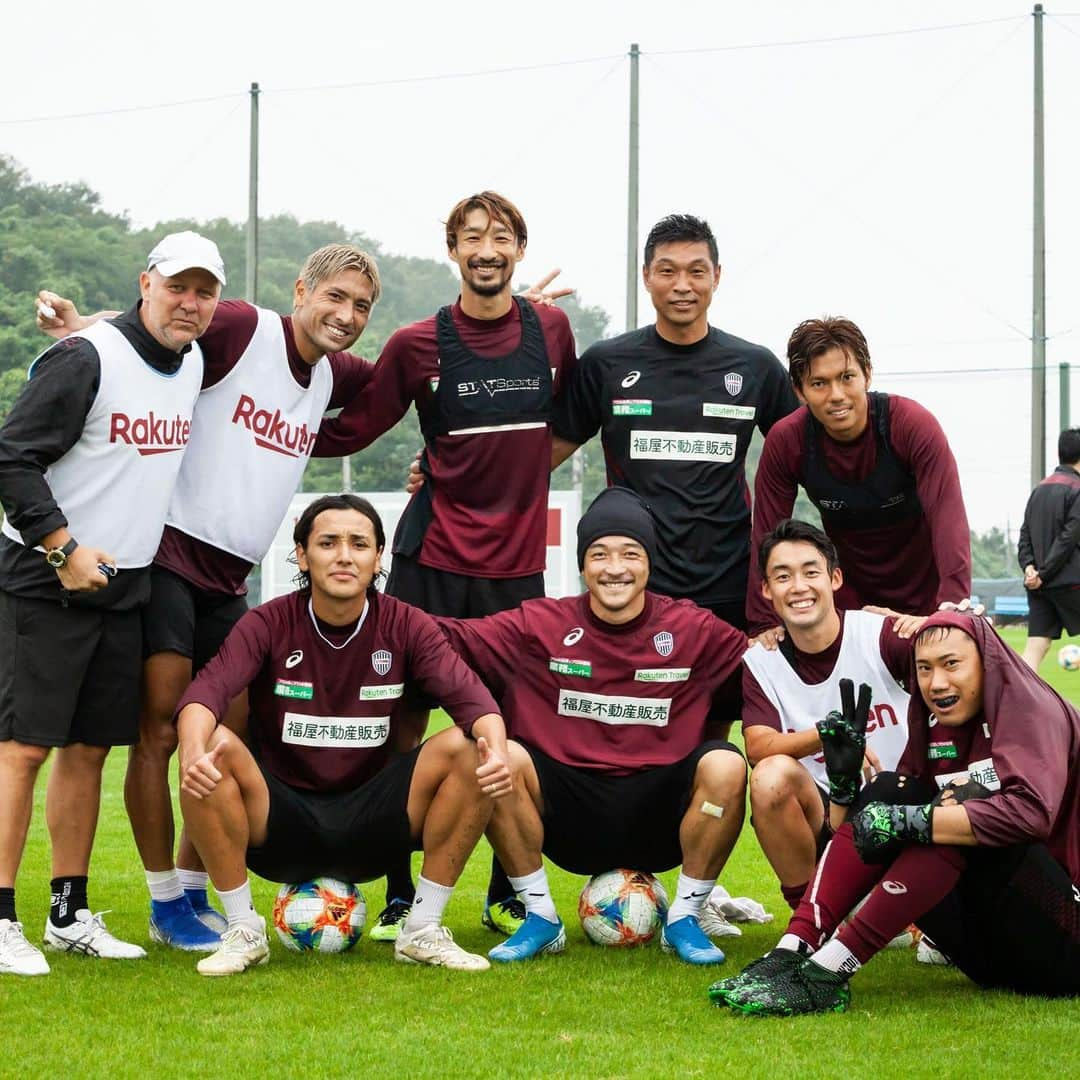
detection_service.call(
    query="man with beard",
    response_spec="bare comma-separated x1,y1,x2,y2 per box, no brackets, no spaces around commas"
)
315,192,578,940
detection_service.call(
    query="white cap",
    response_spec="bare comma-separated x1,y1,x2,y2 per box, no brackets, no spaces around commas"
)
146,231,227,286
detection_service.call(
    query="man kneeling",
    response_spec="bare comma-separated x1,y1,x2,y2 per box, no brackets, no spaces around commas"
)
438,488,748,966
176,494,510,976
711,612,1080,1014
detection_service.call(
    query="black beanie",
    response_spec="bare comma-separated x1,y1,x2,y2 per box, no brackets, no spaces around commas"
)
576,487,657,570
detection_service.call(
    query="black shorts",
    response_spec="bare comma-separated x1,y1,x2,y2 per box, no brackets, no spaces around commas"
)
1027,585,1080,639
523,739,745,876
385,553,544,618
917,842,1080,997
0,591,141,747
245,748,421,884
142,566,249,670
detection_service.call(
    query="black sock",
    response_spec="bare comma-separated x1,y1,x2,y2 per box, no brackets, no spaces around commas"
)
487,855,513,904
49,876,88,928
383,856,415,906
0,887,15,922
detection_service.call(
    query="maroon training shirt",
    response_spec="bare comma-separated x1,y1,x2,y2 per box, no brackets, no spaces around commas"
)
176,589,498,792
899,612,1080,881
314,300,577,578
748,395,971,633
154,300,375,595
437,591,747,774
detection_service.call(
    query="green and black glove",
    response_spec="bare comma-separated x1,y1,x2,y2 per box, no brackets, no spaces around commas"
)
815,678,872,806
851,802,933,864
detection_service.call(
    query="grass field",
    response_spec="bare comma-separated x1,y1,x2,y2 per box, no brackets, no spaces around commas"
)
4,627,1078,1078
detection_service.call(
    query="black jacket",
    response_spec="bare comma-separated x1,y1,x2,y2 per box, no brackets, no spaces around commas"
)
1018,465,1080,587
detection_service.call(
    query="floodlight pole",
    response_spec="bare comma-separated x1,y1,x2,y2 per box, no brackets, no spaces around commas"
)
246,82,260,305
625,43,640,332
1031,6,1046,485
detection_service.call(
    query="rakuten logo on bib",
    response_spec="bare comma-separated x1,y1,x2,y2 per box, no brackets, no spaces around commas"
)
110,412,191,455
232,395,316,458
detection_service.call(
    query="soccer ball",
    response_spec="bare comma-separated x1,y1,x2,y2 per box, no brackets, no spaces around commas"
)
272,877,365,953
578,869,669,947
1058,644,1080,671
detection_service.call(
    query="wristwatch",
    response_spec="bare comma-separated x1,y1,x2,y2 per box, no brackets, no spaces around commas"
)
44,538,78,569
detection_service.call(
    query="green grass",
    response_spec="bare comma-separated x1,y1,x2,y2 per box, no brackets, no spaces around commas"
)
5,626,1078,1078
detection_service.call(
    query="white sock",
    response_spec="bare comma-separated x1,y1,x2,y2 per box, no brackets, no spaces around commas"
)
145,869,184,903
507,867,558,923
778,933,813,955
177,869,210,892
403,875,454,933
811,938,861,977
217,880,260,930
666,873,714,924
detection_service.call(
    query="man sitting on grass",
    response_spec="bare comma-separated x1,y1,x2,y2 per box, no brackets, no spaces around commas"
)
437,487,748,966
175,494,511,976
711,612,1080,1015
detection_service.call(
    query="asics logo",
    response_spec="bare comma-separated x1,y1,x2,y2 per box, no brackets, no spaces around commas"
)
621,371,641,388
562,627,584,646
882,880,907,895
285,650,303,669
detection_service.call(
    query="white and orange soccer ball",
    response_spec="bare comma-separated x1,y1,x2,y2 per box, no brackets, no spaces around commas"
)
578,869,669,947
272,877,365,953
1057,643,1080,671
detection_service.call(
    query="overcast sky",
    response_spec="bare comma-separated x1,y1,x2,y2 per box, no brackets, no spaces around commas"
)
2,1,1078,540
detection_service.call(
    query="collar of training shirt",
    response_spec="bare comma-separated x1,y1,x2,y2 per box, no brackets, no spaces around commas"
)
109,302,190,376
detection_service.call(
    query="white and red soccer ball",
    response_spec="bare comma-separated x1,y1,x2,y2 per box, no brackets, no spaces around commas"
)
578,869,669,947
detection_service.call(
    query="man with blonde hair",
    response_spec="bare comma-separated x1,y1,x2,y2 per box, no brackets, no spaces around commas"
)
37,242,381,951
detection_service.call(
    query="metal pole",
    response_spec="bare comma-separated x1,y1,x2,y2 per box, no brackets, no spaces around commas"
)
625,43,640,332
341,454,351,493
246,82,260,304
1061,362,1071,432
1031,6,1046,486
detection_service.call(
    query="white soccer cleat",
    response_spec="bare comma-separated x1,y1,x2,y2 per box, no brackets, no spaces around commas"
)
697,904,742,940
0,918,50,975
196,918,269,977
43,910,146,959
916,938,951,966
395,924,490,971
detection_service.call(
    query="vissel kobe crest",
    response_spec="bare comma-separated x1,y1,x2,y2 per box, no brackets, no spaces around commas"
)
653,632,674,657
372,650,392,676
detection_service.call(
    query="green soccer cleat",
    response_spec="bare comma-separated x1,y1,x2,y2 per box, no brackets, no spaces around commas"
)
369,898,411,943
718,956,851,1017
708,947,804,1003
481,896,526,936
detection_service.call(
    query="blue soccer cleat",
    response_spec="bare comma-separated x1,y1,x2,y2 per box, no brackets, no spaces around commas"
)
184,888,228,934
488,913,566,963
149,896,223,952
660,915,727,966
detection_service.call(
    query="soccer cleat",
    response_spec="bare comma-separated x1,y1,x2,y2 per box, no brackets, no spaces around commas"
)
196,918,269,977
708,947,805,1003
489,914,566,963
916,938,951,966
149,896,222,952
698,904,742,940
660,915,726,966
718,956,850,1017
43,910,146,959
0,918,50,976
395,924,490,971
481,895,526,936
369,898,411,942
184,888,228,934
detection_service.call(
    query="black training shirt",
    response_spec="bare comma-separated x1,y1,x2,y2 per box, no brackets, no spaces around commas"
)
554,324,797,606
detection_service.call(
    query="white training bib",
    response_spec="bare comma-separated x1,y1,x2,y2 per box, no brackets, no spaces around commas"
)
743,611,911,793
166,307,333,563
2,321,202,567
